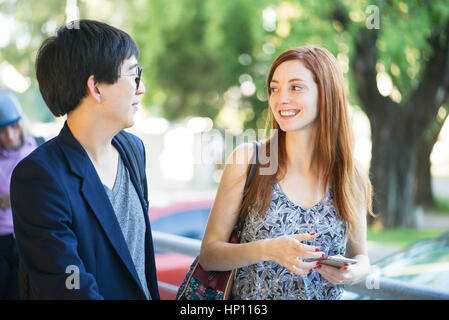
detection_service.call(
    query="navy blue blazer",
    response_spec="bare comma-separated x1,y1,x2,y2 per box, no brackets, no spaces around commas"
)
10,122,160,300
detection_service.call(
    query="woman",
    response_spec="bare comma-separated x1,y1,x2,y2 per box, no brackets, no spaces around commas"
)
199,45,374,300
0,92,39,299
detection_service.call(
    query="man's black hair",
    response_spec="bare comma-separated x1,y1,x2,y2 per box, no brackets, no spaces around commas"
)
35,19,139,117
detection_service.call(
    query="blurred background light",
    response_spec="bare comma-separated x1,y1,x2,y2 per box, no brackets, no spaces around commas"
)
376,72,393,97
0,62,31,93
142,117,169,135
160,127,194,182
186,117,213,133
262,7,276,32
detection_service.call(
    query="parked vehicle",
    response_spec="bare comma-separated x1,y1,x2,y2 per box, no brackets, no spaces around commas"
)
343,231,449,299
149,200,213,300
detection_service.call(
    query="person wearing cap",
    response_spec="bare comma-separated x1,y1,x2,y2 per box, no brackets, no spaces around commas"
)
0,91,39,299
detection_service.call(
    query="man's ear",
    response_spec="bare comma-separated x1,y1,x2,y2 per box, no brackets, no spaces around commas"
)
86,75,101,104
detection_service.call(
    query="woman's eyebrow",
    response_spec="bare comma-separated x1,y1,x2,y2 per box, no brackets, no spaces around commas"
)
288,78,306,83
270,78,306,83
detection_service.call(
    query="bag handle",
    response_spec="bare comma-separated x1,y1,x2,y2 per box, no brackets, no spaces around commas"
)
114,131,148,204
234,141,261,238
243,141,261,197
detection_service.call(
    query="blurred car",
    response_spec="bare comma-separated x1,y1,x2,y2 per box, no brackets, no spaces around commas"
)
149,200,213,300
343,231,449,299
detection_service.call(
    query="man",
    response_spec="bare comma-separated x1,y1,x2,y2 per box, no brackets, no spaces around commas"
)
10,20,159,299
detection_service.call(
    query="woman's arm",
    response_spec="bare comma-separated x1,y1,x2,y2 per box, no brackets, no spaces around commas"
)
343,208,371,285
199,143,324,274
316,205,371,285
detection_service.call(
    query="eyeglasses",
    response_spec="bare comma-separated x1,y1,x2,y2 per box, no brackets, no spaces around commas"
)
121,65,143,91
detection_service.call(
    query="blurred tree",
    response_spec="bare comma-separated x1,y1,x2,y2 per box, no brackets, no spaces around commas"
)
3,0,448,228
415,105,448,209
330,0,449,228
131,0,449,228
0,0,91,122
130,0,268,125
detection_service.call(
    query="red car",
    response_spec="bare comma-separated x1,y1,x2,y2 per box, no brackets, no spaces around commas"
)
149,200,214,300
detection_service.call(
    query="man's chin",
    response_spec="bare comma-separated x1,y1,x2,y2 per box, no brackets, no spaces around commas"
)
116,120,134,132
123,122,134,130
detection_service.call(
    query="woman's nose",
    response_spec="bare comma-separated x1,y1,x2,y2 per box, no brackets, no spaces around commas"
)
279,88,291,104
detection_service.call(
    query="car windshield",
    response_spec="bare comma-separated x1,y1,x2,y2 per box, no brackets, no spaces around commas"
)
375,232,449,289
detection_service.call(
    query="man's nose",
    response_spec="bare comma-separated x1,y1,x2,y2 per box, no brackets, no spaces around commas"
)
137,80,145,95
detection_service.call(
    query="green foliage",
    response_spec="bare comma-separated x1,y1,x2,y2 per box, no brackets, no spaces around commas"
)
2,0,449,129
367,226,445,248
434,196,449,215
130,0,449,130
130,0,270,125
0,0,87,121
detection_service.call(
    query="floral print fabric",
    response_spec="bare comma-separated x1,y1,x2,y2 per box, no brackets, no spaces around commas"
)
231,182,347,300
176,257,226,300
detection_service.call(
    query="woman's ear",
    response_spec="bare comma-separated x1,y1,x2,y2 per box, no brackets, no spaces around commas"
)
86,75,101,104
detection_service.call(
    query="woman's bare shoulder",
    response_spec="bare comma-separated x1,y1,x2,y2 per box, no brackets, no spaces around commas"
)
227,142,257,165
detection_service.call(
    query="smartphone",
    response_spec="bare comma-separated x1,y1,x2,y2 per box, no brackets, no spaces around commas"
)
318,256,357,268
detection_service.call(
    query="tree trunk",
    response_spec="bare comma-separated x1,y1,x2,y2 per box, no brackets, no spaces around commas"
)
349,17,449,229
369,108,420,228
415,135,435,208
415,108,449,208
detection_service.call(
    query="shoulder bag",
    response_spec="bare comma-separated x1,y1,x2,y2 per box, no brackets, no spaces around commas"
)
176,141,260,300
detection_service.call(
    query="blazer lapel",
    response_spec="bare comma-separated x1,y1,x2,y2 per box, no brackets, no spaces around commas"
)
80,173,141,283
56,122,142,291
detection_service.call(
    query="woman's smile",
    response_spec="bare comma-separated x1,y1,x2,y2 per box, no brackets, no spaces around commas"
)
279,108,301,119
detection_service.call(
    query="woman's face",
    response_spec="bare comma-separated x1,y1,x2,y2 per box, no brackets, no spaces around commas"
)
0,122,22,150
269,60,319,133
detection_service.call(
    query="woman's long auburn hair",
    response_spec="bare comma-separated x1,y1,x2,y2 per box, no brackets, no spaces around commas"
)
239,45,373,237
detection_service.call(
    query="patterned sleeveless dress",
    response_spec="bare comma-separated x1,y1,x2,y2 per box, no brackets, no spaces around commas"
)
231,182,347,300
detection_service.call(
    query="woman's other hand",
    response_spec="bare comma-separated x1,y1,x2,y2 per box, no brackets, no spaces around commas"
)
315,254,371,285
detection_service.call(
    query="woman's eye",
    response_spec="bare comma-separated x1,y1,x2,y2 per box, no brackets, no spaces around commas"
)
269,87,278,93
292,85,303,91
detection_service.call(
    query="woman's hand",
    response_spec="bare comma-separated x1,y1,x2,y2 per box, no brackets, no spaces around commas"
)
264,233,326,275
315,255,371,285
